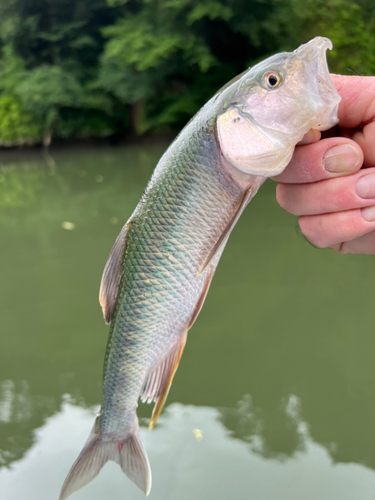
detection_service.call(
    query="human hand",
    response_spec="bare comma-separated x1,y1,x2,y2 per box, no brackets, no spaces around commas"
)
273,75,375,254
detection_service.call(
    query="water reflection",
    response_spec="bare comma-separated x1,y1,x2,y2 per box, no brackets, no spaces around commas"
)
220,394,306,460
1,399,375,500
1,145,375,499
0,380,57,467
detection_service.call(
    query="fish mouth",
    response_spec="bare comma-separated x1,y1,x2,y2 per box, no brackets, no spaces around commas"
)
295,37,341,130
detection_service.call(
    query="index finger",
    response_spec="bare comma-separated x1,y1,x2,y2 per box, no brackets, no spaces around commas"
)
332,75,375,167
331,74,375,128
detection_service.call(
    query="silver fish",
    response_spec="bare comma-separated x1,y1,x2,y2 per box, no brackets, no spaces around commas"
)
60,37,340,499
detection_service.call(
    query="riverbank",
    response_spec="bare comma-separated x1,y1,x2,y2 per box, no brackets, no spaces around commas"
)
0,133,176,162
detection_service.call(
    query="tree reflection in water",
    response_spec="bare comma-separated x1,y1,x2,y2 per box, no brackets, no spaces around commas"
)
1,397,375,500
220,394,306,460
1,145,375,499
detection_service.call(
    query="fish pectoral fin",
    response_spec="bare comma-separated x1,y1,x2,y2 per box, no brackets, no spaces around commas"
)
199,182,262,275
99,220,131,324
141,332,187,429
188,267,215,330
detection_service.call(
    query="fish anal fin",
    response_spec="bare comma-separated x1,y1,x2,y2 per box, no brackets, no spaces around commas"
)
141,271,216,427
99,221,131,324
199,180,264,275
141,333,187,430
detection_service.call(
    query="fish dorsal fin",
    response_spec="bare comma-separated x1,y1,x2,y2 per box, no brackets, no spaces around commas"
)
99,221,131,324
141,332,187,429
199,180,264,275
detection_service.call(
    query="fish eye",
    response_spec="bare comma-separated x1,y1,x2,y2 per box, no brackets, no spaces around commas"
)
262,71,282,89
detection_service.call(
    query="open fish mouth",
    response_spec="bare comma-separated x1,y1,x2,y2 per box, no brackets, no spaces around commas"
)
295,37,341,129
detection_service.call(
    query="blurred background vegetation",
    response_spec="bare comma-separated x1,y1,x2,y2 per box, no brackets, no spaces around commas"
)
0,0,374,147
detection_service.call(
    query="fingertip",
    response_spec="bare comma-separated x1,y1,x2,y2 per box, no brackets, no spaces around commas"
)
323,142,363,175
298,208,375,249
275,182,284,207
273,138,363,184
329,74,375,129
297,128,321,146
298,215,317,246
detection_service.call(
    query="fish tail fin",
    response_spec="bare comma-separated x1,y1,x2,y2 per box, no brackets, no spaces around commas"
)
119,419,152,496
59,415,152,500
59,417,113,500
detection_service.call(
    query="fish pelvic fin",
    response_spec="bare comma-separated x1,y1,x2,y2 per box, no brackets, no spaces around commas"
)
141,332,187,430
188,267,215,330
99,220,131,324
59,415,152,500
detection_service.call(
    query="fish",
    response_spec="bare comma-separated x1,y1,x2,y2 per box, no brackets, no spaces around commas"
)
59,36,341,499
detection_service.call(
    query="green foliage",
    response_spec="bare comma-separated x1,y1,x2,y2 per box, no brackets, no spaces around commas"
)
99,0,247,132
0,0,115,144
0,95,39,144
16,66,85,142
0,47,39,144
0,45,24,92
0,0,374,144
103,18,214,73
269,0,375,75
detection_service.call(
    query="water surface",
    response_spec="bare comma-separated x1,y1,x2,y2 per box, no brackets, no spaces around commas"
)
1,144,375,499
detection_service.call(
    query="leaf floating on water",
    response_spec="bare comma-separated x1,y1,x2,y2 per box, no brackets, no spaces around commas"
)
62,221,75,231
192,428,203,442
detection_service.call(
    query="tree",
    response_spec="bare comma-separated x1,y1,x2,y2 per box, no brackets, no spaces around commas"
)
0,0,116,145
0,0,374,144
267,0,375,75
16,66,85,146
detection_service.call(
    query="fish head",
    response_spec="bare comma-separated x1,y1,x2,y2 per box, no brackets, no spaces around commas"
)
216,37,341,177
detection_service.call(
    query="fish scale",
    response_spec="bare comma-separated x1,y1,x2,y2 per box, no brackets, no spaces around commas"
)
60,37,341,500
100,121,243,433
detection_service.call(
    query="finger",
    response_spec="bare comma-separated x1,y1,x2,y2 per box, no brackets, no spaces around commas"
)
330,230,375,255
351,121,375,168
331,75,375,128
298,207,375,249
276,168,375,216
297,128,321,145
272,137,362,184
331,75,375,168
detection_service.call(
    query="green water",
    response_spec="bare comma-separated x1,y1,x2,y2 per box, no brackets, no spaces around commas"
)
1,144,375,500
